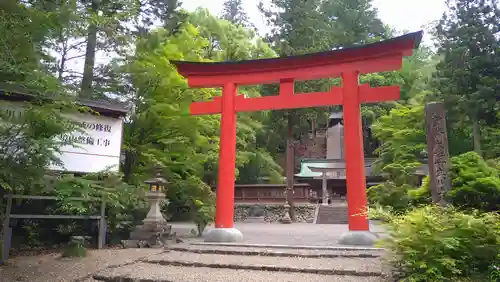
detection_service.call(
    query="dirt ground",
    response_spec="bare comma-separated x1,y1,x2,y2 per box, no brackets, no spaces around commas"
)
0,248,163,282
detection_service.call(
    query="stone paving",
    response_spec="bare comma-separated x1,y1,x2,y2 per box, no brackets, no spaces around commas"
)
171,222,386,246
168,244,384,257
94,263,385,282
144,250,382,274
0,222,388,281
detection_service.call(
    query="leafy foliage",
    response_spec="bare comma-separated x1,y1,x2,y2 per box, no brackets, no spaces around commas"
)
372,105,427,183
367,105,426,212
370,206,500,282
191,198,215,236
447,152,500,212
0,99,78,193
369,151,500,214
433,0,500,156
45,171,147,244
221,0,252,28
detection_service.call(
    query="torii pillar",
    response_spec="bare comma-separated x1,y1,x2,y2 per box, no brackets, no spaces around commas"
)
172,31,423,245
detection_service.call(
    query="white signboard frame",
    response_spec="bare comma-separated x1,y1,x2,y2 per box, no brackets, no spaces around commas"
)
1,101,124,173
49,112,123,173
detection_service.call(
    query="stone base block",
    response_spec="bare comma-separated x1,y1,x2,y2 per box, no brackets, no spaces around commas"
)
121,240,140,249
127,222,172,247
338,231,378,246
203,228,243,243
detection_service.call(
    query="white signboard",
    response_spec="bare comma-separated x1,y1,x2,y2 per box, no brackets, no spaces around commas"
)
49,112,123,173
1,101,123,173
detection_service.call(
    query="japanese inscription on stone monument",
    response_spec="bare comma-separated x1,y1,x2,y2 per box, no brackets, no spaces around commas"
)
425,102,452,205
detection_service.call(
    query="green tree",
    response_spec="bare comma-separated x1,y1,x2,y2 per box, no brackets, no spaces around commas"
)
433,0,500,156
79,0,141,98
0,99,78,193
119,10,282,220
188,8,274,61
0,1,81,194
367,105,427,212
221,0,252,28
0,0,61,91
187,9,281,185
118,25,217,222
139,0,187,35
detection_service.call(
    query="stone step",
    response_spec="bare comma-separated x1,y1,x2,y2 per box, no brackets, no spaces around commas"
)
168,244,384,258
93,263,384,282
139,251,382,276
315,205,349,224
189,242,383,251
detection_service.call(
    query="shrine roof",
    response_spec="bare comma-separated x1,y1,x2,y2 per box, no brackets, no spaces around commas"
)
171,31,423,80
0,87,128,118
295,158,429,178
296,159,377,178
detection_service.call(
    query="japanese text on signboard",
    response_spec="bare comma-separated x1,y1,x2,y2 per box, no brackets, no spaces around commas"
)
61,121,113,147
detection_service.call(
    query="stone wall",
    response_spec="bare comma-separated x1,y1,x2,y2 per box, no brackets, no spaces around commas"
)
234,204,316,223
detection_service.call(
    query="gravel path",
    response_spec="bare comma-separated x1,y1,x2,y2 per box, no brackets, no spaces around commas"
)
94,262,385,282
0,249,163,282
144,251,382,274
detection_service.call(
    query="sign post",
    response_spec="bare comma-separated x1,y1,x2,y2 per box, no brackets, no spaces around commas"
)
425,102,452,205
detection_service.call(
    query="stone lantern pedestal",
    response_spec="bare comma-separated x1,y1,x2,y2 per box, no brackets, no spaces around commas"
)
123,192,171,248
280,203,292,224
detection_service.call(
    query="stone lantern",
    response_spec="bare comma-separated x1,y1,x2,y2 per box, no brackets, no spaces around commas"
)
280,186,293,224
125,169,172,248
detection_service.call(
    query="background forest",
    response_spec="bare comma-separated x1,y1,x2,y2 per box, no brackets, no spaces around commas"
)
0,1,499,278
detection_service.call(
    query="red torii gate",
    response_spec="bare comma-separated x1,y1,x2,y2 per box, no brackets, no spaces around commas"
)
172,31,422,244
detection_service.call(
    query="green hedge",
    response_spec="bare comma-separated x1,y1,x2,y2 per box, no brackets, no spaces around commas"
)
371,206,500,282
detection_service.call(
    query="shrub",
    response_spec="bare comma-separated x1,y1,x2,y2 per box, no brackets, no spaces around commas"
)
191,199,215,236
367,181,413,214
370,152,500,214
408,176,432,206
370,206,500,282
47,172,148,245
447,152,500,212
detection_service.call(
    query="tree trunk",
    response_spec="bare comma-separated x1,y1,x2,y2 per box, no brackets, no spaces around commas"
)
57,35,68,82
80,0,99,98
286,113,296,221
472,117,482,156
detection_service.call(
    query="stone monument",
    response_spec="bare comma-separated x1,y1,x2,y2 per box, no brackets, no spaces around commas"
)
327,111,345,160
425,102,452,205
122,171,171,248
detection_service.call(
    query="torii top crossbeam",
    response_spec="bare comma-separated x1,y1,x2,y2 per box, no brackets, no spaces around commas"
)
173,32,421,87
172,31,423,115
170,31,422,242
